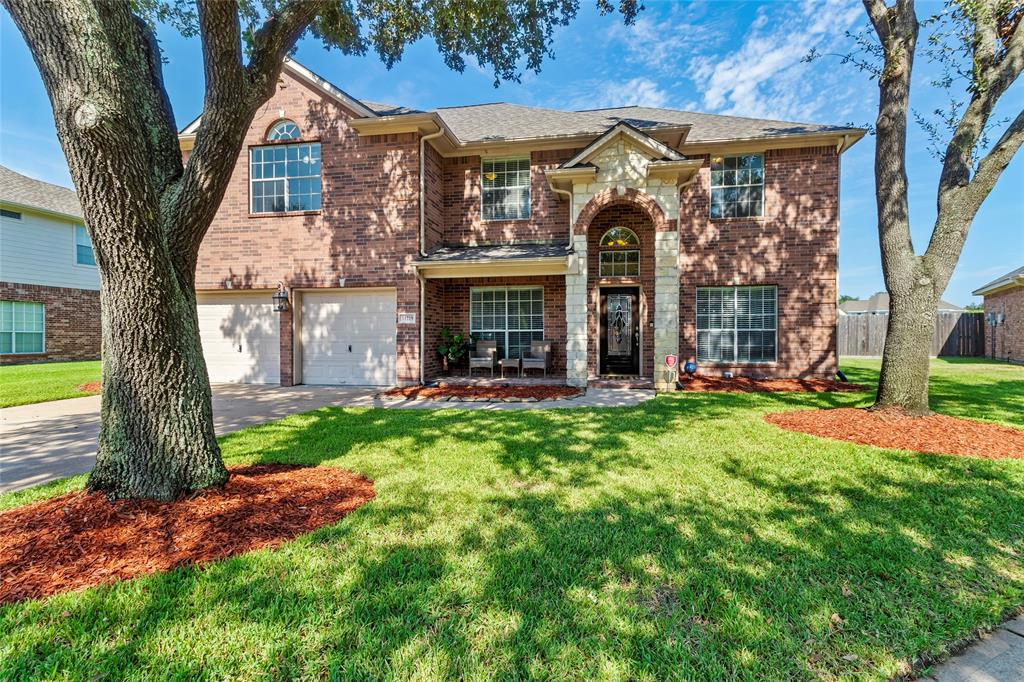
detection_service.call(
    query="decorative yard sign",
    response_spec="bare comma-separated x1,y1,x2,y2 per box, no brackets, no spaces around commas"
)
664,354,677,369
398,312,416,325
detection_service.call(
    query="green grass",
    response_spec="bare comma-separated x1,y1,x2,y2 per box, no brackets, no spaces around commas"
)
1,359,1022,680
0,360,101,407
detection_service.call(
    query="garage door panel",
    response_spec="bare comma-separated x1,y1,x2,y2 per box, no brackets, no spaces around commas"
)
301,290,396,386
197,294,280,384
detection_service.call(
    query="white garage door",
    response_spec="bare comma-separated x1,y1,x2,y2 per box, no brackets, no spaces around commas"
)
197,293,280,384
301,289,396,386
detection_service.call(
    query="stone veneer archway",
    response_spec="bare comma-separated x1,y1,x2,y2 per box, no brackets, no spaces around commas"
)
566,188,680,389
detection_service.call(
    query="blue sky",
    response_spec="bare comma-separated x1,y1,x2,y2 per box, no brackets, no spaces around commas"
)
2,0,1021,305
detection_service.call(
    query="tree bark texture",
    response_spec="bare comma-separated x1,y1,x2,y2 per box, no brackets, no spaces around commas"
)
3,0,321,499
863,0,1024,414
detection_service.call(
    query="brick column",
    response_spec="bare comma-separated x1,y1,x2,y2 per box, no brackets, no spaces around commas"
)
565,233,589,387
279,306,294,387
653,231,679,391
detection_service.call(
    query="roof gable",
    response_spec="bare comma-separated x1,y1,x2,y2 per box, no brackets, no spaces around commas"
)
560,122,686,169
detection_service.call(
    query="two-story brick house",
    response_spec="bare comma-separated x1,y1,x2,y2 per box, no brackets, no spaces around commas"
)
180,59,863,390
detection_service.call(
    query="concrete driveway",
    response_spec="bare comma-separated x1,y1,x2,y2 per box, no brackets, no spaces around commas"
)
0,385,378,493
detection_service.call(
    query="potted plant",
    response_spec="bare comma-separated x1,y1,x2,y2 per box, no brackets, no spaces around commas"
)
437,327,472,375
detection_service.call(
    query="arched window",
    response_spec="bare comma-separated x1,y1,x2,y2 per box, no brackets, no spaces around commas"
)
599,226,640,277
599,227,639,247
266,119,301,141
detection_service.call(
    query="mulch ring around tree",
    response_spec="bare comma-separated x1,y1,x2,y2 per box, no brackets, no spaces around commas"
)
679,376,867,393
382,385,583,402
766,408,1024,460
0,464,375,605
76,381,101,394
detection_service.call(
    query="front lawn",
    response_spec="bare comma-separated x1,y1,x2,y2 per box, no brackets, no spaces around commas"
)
0,360,101,408
1,359,1022,680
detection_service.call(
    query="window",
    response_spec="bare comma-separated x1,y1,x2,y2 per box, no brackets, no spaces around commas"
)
1,300,44,354
470,288,543,359
696,286,776,363
710,154,764,219
74,225,96,266
267,119,301,141
482,157,530,221
0,208,21,220
599,226,640,277
250,142,322,213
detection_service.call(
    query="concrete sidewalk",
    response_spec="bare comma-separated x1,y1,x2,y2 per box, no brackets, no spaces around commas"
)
930,615,1024,681
0,386,653,492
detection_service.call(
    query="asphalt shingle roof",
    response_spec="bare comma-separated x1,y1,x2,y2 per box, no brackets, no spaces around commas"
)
0,165,81,219
432,103,852,145
972,265,1024,295
417,243,571,263
839,292,963,314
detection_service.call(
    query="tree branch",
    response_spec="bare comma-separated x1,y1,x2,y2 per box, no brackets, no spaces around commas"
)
863,0,893,42
164,0,323,284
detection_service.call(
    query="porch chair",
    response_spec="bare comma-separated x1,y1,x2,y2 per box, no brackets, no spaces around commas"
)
469,339,499,377
521,340,553,377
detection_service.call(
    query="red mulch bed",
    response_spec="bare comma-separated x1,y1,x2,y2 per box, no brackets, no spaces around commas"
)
679,376,867,393
0,464,375,605
384,385,582,400
766,408,1024,460
77,381,101,393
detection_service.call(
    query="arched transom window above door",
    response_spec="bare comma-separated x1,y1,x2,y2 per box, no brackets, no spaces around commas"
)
599,227,640,277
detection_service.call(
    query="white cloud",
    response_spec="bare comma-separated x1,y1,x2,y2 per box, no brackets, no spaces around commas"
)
687,0,864,121
562,77,671,110
605,2,731,74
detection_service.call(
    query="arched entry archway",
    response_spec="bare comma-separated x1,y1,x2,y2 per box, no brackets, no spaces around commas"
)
565,188,680,388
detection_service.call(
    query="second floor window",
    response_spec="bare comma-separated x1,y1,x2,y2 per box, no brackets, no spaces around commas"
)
250,142,322,213
710,153,764,219
74,225,96,266
251,120,321,213
482,157,530,221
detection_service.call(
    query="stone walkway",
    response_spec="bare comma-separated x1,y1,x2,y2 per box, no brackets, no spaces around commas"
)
929,615,1024,681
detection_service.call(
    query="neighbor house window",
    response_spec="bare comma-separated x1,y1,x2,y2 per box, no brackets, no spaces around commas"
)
696,286,776,363
74,225,96,266
0,208,21,220
0,300,44,354
470,287,543,359
710,154,764,219
251,120,321,213
482,157,530,220
598,226,640,277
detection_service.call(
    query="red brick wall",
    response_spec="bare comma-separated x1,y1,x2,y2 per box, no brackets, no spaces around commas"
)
441,149,576,246
677,146,839,379
193,69,422,384
423,143,445,253
0,282,101,365
424,276,567,377
585,204,656,378
984,287,1024,363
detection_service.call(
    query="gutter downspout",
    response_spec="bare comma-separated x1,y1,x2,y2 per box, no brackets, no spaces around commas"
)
418,129,444,384
549,184,575,273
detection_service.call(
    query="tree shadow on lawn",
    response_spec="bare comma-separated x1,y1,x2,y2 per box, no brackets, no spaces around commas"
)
4,390,1022,679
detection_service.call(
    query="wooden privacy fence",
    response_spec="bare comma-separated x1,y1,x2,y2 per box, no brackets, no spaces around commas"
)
838,311,985,357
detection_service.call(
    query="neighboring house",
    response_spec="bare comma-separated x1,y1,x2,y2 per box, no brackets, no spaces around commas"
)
0,165,100,365
180,59,864,389
973,266,1024,363
839,292,964,315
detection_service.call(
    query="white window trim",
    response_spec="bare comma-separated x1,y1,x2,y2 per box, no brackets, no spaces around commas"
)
696,285,777,364
469,286,544,358
1,300,45,355
481,156,531,222
709,153,766,220
73,224,97,268
249,141,322,215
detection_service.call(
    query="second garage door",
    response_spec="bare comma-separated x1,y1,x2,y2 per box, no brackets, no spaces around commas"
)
197,292,280,384
300,289,397,386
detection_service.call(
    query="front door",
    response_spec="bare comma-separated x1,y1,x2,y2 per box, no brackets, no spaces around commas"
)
600,287,640,375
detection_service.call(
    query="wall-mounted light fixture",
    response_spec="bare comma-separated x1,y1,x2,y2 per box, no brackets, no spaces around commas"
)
338,277,346,288
272,282,290,312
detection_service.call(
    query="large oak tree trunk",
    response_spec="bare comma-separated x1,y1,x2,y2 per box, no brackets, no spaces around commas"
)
876,286,936,414
4,0,317,499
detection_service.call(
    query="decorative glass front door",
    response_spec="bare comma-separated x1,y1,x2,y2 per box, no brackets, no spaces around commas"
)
600,288,640,375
